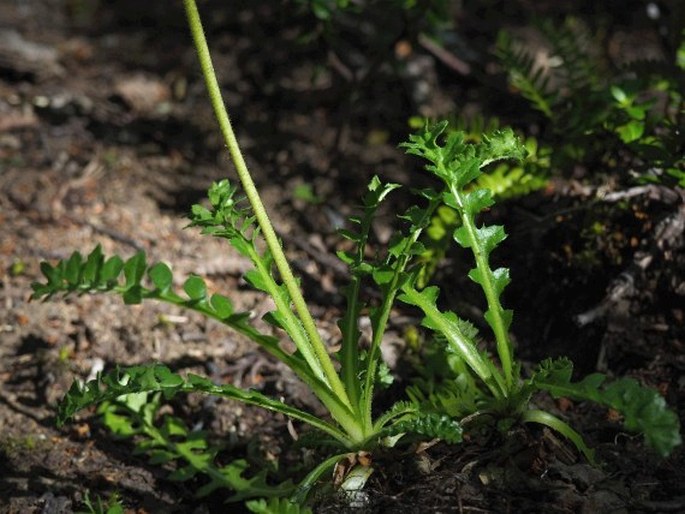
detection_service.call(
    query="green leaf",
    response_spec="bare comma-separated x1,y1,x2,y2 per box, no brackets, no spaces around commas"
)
532,358,682,457
210,293,233,318
522,409,595,463
466,225,507,256
122,285,143,305
479,128,528,167
100,408,139,437
495,31,555,118
402,122,523,389
149,262,173,291
183,276,207,301
39,261,60,285
168,465,198,482
610,85,628,104
386,412,463,444
371,265,395,285
29,250,286,365
490,267,511,297
244,269,268,292
625,105,646,120
338,229,360,242
615,120,645,143
454,158,481,189
364,175,401,206
123,252,147,288
336,250,355,265
162,416,189,437
216,460,294,502
83,245,104,284
484,307,513,334
148,449,178,465
190,203,212,221
399,286,494,386
401,205,432,227
460,188,494,216
57,365,348,444
101,255,124,282
65,252,83,285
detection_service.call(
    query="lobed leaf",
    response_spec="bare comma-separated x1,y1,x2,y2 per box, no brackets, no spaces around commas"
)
31,246,132,300
31,247,293,363
363,175,401,207
460,188,495,216
57,364,349,445
385,412,463,444
479,128,528,167
399,286,495,387
532,358,682,457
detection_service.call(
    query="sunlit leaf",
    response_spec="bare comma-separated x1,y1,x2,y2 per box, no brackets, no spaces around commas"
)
149,262,173,291
183,276,207,301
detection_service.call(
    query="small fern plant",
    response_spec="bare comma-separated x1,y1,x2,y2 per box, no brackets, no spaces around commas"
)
495,18,684,185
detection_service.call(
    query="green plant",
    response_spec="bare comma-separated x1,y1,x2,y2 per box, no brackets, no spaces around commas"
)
32,0,462,503
294,0,451,30
398,121,681,460
96,390,296,500
30,2,681,507
77,490,124,514
407,114,549,288
409,115,550,200
495,18,684,186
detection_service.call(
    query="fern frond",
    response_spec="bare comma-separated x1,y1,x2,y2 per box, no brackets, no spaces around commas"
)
537,17,603,93
383,411,463,444
495,31,557,118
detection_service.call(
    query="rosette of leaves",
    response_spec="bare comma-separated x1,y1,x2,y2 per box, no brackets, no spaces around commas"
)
32,0,467,503
32,175,463,500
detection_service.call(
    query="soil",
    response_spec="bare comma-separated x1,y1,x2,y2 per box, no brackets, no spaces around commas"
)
1,1,683,513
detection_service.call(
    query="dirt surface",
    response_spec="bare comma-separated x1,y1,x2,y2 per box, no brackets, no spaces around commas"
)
1,1,684,513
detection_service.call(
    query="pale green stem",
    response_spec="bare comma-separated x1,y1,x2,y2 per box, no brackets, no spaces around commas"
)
450,183,514,390
183,0,352,410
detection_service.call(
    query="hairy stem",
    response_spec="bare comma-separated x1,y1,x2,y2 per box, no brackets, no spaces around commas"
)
183,0,351,409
